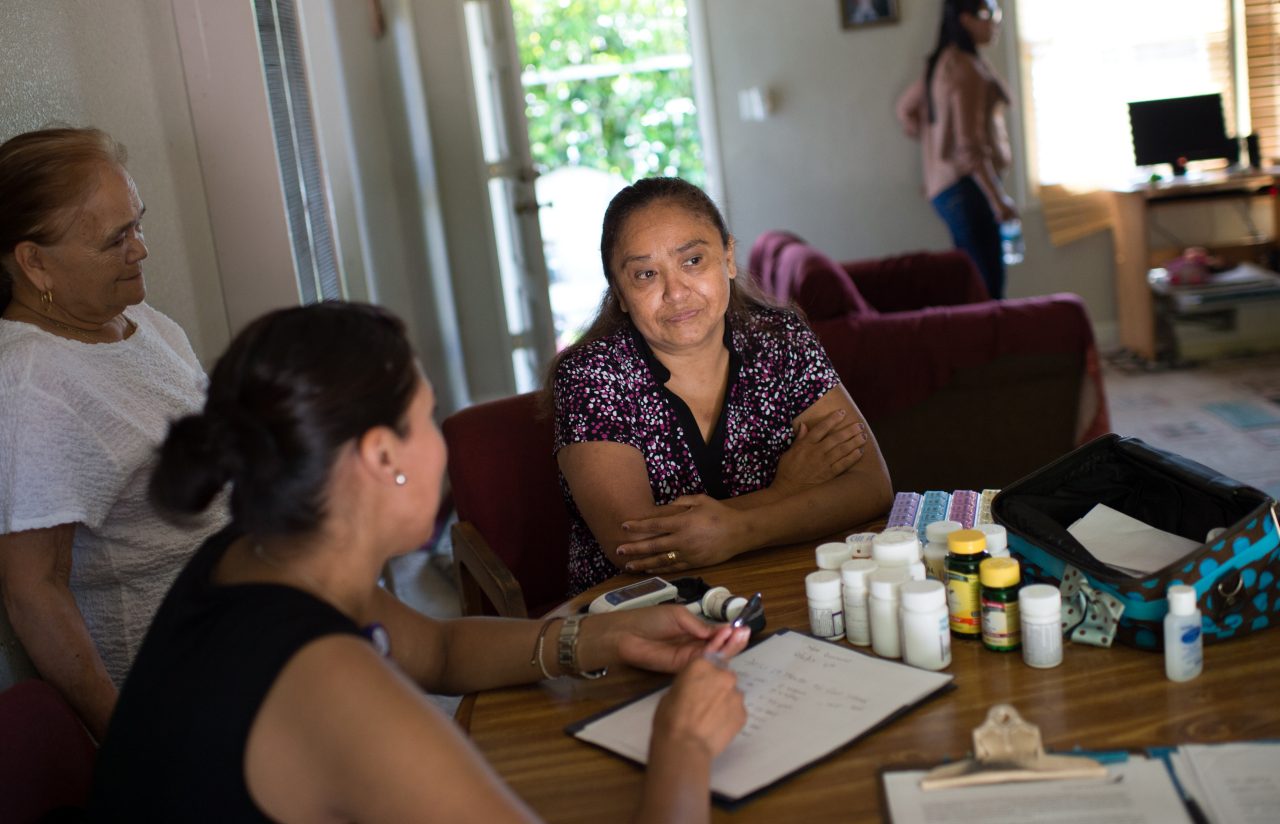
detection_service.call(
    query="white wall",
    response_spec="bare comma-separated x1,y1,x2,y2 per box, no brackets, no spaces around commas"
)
0,1,230,363
702,0,1118,338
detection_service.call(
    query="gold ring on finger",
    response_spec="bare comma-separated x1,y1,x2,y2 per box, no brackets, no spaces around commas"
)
666,551,678,562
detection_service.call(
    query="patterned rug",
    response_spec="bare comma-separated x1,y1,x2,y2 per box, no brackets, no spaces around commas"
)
1104,352,1280,500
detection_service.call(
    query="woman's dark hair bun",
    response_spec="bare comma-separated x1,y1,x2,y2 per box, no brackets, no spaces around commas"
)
150,301,418,536
150,413,241,515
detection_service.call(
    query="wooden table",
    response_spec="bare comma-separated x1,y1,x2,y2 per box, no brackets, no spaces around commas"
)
464,534,1280,822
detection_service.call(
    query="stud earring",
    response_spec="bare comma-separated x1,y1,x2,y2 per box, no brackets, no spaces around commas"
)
40,290,54,312
394,472,407,486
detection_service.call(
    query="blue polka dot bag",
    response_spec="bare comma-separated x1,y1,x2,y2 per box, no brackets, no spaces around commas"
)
991,435,1279,651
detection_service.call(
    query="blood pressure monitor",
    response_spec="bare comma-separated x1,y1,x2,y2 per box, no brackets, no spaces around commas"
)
587,576,679,614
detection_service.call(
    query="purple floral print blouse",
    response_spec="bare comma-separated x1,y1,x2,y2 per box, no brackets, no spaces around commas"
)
553,306,840,594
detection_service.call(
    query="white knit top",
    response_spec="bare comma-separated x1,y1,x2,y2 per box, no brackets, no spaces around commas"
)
0,303,229,685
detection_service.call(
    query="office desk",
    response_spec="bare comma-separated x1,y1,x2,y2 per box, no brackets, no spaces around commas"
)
1109,169,1280,360
464,535,1280,822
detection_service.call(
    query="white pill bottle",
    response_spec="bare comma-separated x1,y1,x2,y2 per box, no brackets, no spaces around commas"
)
841,559,878,646
900,580,952,671
868,567,910,659
805,570,844,641
1019,584,1063,669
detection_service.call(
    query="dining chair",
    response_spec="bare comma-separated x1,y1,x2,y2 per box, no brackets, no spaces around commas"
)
441,391,571,619
0,679,97,822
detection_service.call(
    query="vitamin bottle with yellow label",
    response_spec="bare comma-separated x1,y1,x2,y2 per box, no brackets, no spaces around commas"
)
945,529,989,638
980,557,1022,652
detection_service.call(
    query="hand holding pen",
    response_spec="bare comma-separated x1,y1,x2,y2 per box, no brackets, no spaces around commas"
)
643,608,749,822
656,637,748,760
604,603,751,675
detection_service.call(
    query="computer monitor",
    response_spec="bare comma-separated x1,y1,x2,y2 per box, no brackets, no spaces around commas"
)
1128,93,1233,176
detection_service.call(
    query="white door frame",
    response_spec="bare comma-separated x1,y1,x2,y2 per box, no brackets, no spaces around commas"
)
687,0,727,210
171,0,301,333
463,0,559,389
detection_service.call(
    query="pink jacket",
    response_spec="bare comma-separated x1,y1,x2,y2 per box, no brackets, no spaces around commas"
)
896,46,1012,202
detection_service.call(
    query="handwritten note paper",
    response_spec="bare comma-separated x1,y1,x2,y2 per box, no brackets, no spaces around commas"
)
569,630,952,802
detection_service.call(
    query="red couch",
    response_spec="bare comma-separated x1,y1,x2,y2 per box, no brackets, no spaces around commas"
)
750,231,1110,491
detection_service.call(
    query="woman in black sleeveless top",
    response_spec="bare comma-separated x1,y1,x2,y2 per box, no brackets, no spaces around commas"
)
89,302,749,822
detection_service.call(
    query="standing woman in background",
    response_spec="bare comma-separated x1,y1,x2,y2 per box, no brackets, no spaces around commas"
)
896,0,1016,299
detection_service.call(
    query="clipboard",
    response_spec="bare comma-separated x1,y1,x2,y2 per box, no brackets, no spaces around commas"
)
565,629,955,808
879,707,1280,823
918,704,1106,789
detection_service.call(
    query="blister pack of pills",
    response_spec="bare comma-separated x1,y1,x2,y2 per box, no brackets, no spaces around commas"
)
915,490,951,543
886,491,921,529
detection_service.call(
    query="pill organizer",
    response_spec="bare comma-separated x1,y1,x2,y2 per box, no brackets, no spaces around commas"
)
887,491,921,529
886,489,1003,536
976,488,1000,525
915,490,951,544
946,490,979,529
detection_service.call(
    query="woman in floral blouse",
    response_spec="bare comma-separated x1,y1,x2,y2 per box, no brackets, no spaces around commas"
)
550,178,893,595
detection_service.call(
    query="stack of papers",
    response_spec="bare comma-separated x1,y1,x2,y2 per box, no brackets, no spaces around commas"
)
1066,504,1201,577
1169,742,1280,824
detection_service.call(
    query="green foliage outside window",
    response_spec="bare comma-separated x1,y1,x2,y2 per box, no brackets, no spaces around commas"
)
512,0,706,186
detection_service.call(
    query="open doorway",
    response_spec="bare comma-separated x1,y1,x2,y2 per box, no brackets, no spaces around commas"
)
516,0,709,348
470,0,711,379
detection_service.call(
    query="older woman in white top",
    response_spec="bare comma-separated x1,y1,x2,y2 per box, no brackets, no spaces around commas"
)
0,127,226,739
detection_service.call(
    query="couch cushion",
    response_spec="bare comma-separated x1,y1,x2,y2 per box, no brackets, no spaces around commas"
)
748,230,805,298
842,249,989,311
807,292,1107,489
810,292,1098,425
777,244,874,320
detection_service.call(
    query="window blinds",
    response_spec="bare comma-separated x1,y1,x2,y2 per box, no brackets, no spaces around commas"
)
1245,0,1279,164
1019,0,1235,188
255,0,343,303
1018,0,1238,246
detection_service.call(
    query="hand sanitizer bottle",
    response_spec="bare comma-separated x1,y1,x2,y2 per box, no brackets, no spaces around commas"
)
1164,585,1203,682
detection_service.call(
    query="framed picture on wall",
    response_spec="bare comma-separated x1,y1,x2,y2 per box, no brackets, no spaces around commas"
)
841,0,899,29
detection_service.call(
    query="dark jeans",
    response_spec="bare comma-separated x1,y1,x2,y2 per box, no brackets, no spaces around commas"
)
931,176,1005,299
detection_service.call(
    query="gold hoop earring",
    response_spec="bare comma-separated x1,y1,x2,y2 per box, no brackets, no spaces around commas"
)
40,290,54,312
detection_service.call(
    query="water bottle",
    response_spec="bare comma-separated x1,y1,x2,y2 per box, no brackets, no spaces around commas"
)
1000,219,1025,266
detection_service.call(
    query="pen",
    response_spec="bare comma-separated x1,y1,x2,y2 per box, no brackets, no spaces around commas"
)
732,592,763,628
